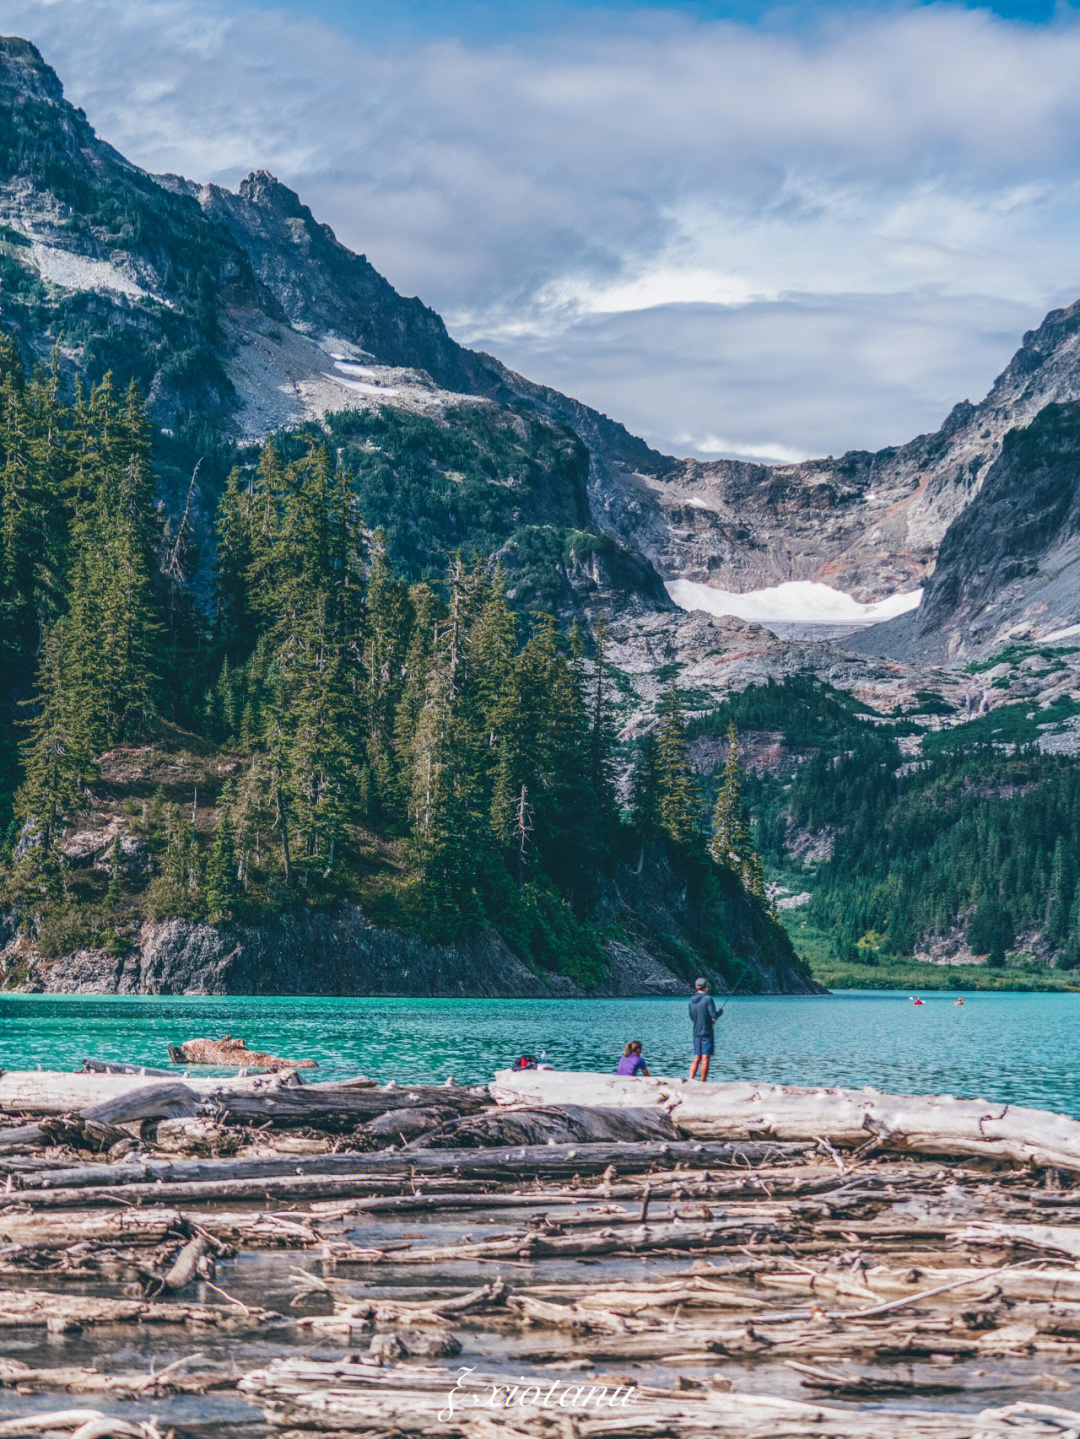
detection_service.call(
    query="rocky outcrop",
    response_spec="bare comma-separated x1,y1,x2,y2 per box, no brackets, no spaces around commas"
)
165,170,481,396
0,905,709,998
860,402,1080,660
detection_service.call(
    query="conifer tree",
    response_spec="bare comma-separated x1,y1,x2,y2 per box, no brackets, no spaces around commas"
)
205,788,239,921
16,622,93,853
655,682,699,847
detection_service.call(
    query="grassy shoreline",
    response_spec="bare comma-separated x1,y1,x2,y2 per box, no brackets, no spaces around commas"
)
782,909,1080,992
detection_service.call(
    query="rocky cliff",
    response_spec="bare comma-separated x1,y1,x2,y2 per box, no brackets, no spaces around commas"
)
1,898,816,999
615,298,1080,603
861,402,1080,660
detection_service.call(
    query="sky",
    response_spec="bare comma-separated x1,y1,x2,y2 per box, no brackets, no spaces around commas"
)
4,0,1079,462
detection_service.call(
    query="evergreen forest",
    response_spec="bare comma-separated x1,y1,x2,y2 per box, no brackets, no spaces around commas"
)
0,334,790,990
695,678,1080,985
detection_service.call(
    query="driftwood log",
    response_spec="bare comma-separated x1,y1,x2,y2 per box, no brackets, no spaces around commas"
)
0,1081,202,1149
166,1035,318,1070
5,1068,1080,1435
493,1069,1080,1174
0,1068,304,1115
236,1356,1080,1437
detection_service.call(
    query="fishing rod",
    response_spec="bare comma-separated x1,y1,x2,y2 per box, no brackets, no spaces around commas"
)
723,955,758,999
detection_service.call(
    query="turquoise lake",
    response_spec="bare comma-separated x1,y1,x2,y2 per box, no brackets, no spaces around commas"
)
3,989,1080,1114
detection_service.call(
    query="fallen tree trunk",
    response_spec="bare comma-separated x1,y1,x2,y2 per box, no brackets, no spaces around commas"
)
236,1356,1080,1437
493,1070,1080,1174
0,1206,183,1251
8,1140,806,1209
0,1411,167,1438
211,1082,487,1130
0,1286,279,1330
411,1103,679,1148
0,1082,203,1150
167,1036,318,1070
80,1059,175,1077
0,1069,305,1116
0,1357,228,1398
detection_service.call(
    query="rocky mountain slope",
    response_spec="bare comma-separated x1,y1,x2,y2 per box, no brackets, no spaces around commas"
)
622,297,1080,603
5,32,1080,630
863,402,1080,660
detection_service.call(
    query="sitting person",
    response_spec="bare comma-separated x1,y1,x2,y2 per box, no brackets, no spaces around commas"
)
616,1040,649,1076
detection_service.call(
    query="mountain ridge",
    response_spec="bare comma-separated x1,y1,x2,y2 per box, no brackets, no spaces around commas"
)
6,31,1080,630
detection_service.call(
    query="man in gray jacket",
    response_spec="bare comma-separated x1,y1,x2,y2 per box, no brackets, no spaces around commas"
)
688,977,722,1081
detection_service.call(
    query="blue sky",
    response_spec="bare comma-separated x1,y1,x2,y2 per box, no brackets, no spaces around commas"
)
6,0,1080,461
303,0,1063,34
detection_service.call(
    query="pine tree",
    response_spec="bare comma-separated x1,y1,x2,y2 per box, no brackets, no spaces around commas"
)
205,788,239,921
15,623,93,853
710,723,748,866
709,722,769,904
655,682,699,847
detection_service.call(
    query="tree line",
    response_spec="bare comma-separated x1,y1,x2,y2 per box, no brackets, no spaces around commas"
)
698,678,1080,968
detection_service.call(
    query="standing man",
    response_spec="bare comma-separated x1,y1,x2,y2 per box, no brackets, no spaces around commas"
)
688,977,722,1081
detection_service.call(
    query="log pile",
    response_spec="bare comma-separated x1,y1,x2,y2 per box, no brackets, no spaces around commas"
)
493,1068,1080,1174
2,1068,1080,1436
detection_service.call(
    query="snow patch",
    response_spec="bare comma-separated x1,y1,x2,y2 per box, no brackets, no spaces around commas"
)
325,357,400,398
31,243,148,301
326,373,401,398
1042,622,1080,643
666,578,923,627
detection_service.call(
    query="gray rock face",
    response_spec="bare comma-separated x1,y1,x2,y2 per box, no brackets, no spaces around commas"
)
102,911,576,997
594,299,1080,604
1,906,707,997
860,401,1080,660
163,170,479,395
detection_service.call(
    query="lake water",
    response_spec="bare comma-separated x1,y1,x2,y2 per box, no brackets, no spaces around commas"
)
4,989,1080,1115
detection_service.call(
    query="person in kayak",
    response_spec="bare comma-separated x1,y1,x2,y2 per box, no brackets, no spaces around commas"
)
617,1040,649,1076
688,977,722,1081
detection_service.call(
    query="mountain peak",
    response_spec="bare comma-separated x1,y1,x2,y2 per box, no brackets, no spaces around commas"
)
238,170,307,218
0,36,64,103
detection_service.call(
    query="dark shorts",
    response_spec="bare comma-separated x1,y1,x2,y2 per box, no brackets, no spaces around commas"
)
693,1035,715,1056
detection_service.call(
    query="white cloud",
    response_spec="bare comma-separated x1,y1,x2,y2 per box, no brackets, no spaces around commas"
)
678,435,814,466
5,1,1080,458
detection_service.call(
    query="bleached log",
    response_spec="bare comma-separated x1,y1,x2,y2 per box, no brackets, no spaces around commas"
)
11,1140,803,1209
236,1357,1080,1437
211,1081,486,1130
0,1069,307,1116
0,1206,183,1251
412,1103,679,1148
0,1411,165,1438
492,1069,1080,1174
158,1232,214,1292
0,1286,277,1330
0,1358,224,1397
0,1082,203,1149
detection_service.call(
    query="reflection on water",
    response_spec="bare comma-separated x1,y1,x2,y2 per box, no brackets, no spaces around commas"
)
2,989,1079,1115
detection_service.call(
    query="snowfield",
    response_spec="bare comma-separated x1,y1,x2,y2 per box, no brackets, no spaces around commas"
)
665,578,923,628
